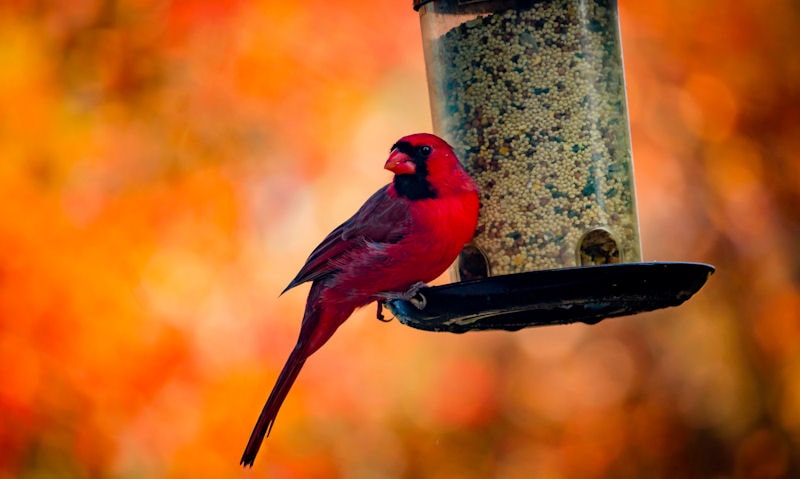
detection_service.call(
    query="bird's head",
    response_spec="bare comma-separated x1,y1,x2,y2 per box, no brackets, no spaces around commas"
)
385,133,476,200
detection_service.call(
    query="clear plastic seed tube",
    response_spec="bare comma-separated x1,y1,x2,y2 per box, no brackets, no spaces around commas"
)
415,0,642,279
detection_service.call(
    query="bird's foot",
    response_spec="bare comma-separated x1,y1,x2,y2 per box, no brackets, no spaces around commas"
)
404,281,428,310
376,281,428,310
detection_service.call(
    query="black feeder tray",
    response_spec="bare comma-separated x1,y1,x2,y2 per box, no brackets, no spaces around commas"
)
385,262,714,334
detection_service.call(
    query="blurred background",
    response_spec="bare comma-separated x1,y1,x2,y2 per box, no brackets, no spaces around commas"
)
1,0,799,478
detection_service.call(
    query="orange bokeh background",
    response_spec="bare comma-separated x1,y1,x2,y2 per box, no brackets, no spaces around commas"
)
1,1,799,478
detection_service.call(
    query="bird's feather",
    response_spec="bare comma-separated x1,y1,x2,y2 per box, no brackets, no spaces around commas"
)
282,185,411,293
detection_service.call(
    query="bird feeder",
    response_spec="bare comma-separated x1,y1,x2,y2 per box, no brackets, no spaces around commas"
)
386,0,714,332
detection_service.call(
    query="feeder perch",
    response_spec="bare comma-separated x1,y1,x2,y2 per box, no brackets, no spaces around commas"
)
386,0,714,332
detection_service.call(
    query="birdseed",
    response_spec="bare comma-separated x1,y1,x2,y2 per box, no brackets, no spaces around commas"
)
423,0,641,277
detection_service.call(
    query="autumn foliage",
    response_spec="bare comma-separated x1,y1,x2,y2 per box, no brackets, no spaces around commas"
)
1,1,798,478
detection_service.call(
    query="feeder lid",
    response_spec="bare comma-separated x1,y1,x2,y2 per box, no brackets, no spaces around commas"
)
385,262,715,333
412,0,430,10
413,0,523,12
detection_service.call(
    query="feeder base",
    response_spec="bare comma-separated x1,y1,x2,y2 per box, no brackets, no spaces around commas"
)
385,262,714,333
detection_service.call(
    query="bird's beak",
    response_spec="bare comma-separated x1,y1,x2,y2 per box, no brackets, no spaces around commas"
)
384,149,416,175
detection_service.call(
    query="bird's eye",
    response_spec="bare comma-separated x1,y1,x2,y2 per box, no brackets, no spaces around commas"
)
420,145,432,156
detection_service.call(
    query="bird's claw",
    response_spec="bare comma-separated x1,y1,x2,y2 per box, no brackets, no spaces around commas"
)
404,281,426,297
405,281,428,310
408,293,427,310
376,281,428,311
376,301,393,322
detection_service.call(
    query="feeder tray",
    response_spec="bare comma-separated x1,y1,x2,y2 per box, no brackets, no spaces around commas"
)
385,262,714,334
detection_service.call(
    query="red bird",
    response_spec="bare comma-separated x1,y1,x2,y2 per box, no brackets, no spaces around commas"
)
240,133,480,466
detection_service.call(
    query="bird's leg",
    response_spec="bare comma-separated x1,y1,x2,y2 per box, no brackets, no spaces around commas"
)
375,281,428,310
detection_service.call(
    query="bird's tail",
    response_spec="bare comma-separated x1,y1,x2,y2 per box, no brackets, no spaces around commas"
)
240,346,307,467
241,281,352,467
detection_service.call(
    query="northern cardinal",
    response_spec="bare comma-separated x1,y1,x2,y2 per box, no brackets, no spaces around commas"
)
240,133,480,466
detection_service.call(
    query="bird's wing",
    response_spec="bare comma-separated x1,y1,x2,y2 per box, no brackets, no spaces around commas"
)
282,184,410,293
